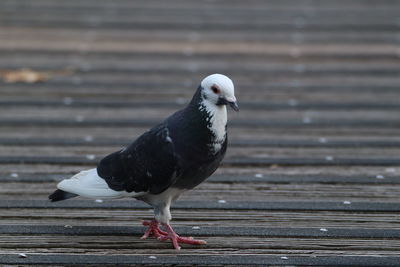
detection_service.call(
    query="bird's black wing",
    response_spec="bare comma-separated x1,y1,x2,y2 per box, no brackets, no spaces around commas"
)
97,124,181,194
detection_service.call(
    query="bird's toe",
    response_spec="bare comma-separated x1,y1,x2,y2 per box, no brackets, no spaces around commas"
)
141,219,167,240
177,236,207,245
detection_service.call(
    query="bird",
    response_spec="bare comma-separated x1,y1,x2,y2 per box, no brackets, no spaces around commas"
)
49,74,238,250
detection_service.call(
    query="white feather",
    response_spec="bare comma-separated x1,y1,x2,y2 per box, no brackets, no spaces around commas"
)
201,74,235,99
200,99,227,151
57,168,145,199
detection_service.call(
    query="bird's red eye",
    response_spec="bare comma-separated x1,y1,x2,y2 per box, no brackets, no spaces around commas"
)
211,86,220,94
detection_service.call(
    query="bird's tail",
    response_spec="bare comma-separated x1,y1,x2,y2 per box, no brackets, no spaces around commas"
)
50,168,143,200
49,189,78,202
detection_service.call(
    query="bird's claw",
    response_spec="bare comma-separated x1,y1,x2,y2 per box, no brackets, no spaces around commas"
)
156,232,206,250
161,223,207,250
141,220,207,249
141,219,167,240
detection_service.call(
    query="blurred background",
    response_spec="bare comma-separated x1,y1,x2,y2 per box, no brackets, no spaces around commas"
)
1,0,400,173
1,0,400,264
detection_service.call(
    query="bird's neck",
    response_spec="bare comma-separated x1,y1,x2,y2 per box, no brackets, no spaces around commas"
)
187,87,227,151
198,98,227,143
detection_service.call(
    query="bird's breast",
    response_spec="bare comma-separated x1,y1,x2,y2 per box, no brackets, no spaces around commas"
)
205,107,227,154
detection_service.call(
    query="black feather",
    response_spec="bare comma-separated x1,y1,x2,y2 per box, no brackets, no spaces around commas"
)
48,189,78,202
97,124,180,194
96,85,228,195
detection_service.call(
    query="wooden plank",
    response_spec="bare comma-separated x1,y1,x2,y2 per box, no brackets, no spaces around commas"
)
2,126,400,141
1,200,400,212
1,13,399,27
2,155,400,167
1,100,400,110
0,118,399,128
1,40,399,55
4,62,400,75
1,242,400,256
2,137,400,148
4,180,400,202
2,146,400,161
1,164,395,180
3,225,400,239
1,173,398,184
1,254,400,266
1,32,399,44
2,107,400,124
2,47,399,58
1,0,400,9
3,17,400,31
4,105,399,121
4,182,400,202
2,208,400,229
3,81,400,94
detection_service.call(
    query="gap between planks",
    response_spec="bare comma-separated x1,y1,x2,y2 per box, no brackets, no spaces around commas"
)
1,137,400,148
2,155,400,166
1,173,398,184
1,200,400,212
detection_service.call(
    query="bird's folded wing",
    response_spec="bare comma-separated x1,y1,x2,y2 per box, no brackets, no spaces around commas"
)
97,124,181,194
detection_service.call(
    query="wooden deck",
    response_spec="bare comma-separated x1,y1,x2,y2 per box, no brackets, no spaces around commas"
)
1,0,400,266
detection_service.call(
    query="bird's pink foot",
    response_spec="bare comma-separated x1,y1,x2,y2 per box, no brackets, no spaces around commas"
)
141,219,167,239
141,220,207,250
159,223,207,250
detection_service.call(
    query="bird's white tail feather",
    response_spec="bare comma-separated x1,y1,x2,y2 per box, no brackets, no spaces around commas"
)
57,168,144,199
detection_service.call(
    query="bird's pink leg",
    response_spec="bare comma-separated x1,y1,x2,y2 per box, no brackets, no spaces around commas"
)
158,223,207,250
141,219,167,239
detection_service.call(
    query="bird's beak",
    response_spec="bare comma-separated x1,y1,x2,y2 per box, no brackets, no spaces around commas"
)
224,96,239,112
217,96,239,111
228,101,239,112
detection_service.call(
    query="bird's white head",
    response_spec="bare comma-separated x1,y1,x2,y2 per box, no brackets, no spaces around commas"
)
200,74,239,111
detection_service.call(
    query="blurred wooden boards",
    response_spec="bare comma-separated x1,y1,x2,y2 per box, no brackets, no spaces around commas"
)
1,0,400,265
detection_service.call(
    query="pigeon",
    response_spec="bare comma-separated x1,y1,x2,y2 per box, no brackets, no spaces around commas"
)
49,74,238,250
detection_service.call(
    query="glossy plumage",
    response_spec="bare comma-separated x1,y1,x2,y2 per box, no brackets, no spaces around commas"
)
49,74,237,249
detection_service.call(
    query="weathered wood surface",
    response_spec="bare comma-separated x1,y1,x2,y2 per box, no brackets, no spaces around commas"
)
1,0,400,266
